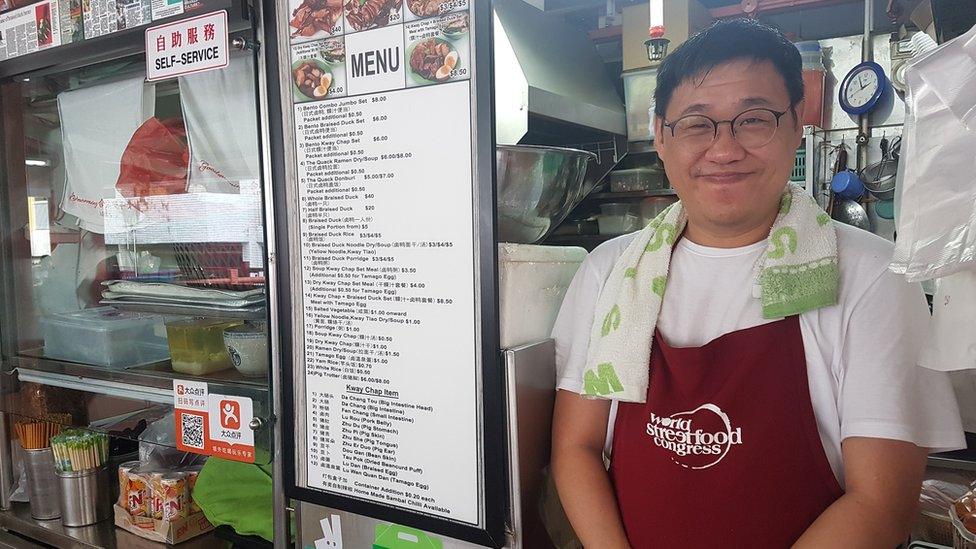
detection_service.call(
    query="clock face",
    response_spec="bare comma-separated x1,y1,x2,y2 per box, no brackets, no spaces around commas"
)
845,68,880,108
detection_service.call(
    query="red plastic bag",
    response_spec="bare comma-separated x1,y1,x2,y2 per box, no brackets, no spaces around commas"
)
116,118,190,199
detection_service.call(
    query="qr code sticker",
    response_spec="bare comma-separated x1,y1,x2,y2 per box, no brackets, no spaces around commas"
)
180,413,205,449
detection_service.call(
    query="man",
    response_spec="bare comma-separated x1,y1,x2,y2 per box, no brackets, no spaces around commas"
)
551,18,964,548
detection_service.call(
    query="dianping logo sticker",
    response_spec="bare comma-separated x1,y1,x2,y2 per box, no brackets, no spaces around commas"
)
645,404,743,470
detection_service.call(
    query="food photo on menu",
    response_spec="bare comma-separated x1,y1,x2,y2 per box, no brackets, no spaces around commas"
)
405,0,446,18
290,0,343,40
438,10,467,37
293,58,332,100
405,12,469,88
344,0,401,32
291,38,345,101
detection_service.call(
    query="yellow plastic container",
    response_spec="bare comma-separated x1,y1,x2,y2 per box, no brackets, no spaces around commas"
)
165,319,243,375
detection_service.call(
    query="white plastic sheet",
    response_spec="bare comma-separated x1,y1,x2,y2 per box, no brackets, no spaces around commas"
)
57,77,155,233
920,268,976,371
179,55,260,194
890,24,976,282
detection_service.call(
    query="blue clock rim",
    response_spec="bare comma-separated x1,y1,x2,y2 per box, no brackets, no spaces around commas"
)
839,61,888,115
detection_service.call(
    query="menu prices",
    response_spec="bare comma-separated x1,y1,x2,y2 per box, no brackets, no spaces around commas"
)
292,4,481,525
288,0,469,101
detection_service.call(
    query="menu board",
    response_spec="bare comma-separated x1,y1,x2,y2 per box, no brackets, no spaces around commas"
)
287,0,484,529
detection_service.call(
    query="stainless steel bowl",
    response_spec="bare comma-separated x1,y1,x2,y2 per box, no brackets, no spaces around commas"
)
860,159,897,200
496,145,598,243
832,199,872,231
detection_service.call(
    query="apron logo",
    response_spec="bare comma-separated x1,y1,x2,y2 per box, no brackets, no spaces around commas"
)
646,404,743,470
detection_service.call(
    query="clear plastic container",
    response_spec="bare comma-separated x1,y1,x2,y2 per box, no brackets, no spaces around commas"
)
796,41,825,128
598,203,640,235
600,203,634,217
166,318,243,375
639,196,677,225
41,307,170,368
609,168,665,193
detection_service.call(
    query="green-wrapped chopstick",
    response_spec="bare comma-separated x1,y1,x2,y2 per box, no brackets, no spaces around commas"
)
50,429,109,473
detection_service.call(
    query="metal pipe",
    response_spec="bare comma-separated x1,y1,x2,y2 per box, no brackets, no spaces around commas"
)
253,0,291,546
0,413,12,510
862,0,874,61
857,0,874,170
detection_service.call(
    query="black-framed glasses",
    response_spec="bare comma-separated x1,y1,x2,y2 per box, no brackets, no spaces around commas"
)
662,108,789,150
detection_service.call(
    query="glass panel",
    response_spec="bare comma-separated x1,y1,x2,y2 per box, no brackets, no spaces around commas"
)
1,45,272,464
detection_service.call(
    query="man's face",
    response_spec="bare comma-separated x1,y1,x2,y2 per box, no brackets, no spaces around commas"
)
655,59,803,239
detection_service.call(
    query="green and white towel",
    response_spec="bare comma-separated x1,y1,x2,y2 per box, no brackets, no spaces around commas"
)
582,183,838,402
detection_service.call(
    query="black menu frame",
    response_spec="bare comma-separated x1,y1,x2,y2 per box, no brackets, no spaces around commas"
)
263,0,507,545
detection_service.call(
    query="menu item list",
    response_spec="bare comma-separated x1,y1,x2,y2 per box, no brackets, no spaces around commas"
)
291,3,481,526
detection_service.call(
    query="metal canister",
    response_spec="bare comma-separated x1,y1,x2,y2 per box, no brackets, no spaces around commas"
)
158,472,188,521
117,461,139,507
56,466,111,527
23,448,60,520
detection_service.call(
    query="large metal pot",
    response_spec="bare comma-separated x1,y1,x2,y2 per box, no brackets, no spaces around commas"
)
496,145,598,244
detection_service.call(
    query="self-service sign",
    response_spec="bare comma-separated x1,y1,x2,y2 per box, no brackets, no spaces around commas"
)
145,10,228,81
174,380,255,463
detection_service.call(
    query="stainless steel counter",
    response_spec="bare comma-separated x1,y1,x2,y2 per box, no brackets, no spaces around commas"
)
0,502,220,549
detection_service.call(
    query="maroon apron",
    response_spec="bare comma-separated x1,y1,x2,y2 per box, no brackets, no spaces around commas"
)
609,316,843,548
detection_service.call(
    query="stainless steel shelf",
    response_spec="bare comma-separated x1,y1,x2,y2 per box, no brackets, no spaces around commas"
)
587,189,676,201
11,352,269,405
628,141,656,154
543,234,616,251
0,501,218,549
928,455,976,472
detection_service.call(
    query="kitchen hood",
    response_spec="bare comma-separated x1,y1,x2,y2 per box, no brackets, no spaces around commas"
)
494,0,627,145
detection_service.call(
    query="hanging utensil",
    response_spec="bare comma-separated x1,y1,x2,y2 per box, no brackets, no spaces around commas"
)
831,143,865,201
860,135,899,200
832,199,873,231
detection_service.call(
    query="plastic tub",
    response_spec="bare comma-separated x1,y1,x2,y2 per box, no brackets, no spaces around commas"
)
166,318,243,375
951,506,976,548
41,307,170,368
639,196,677,225
795,41,825,127
600,203,633,217
609,168,665,193
224,322,269,377
497,244,587,349
598,203,640,235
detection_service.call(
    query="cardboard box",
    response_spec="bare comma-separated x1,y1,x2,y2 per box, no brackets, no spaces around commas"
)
114,504,214,544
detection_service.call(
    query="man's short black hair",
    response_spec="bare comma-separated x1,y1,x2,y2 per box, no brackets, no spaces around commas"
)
653,18,804,119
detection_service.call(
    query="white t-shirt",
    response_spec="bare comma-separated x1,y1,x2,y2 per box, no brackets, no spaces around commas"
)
553,221,965,486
